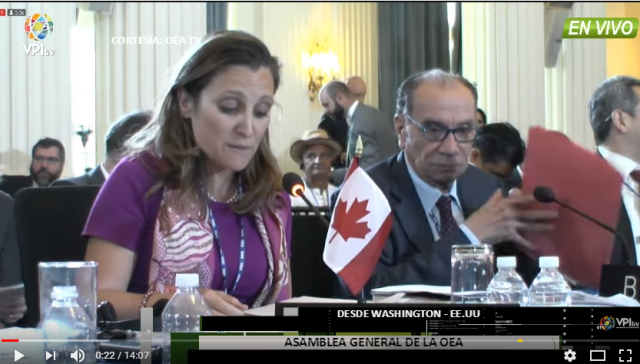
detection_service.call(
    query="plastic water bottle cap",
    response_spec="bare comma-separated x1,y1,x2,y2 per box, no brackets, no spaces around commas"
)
497,256,517,268
175,274,200,288
539,256,560,269
51,286,78,300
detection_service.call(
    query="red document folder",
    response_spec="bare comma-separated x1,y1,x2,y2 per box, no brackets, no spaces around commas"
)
521,127,622,288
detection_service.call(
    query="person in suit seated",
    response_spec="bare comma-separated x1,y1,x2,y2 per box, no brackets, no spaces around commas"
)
319,81,399,184
289,129,341,207
51,110,152,187
335,69,556,297
317,113,348,169
0,192,26,327
588,76,640,266
469,122,526,193
0,138,66,197
476,108,487,128
82,31,293,320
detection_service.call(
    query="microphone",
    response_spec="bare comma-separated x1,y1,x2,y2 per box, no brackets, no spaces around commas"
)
533,186,635,266
282,173,330,228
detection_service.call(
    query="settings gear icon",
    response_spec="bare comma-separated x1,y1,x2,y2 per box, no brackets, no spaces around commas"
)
564,349,577,362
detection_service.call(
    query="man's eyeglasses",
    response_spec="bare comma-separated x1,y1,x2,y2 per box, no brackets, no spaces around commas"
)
405,114,478,143
34,156,60,164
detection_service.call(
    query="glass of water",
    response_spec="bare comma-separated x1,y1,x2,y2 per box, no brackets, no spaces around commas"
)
451,245,494,303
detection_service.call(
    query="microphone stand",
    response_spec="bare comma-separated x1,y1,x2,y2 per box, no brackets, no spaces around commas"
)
298,194,330,228
554,198,635,266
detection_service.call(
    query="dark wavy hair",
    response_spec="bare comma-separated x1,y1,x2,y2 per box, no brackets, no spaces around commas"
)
126,31,283,214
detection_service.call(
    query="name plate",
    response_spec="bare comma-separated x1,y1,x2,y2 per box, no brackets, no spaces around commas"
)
599,265,640,302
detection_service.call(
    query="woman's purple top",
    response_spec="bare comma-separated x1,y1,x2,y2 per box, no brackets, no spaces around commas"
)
83,157,292,305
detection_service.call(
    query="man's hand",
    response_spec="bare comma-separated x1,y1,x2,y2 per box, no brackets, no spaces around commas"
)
0,294,27,324
464,189,557,249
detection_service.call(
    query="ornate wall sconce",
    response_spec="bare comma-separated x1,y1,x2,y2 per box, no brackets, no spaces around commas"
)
302,48,340,102
76,125,93,173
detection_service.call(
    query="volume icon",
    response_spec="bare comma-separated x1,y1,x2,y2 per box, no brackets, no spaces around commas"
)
70,349,85,362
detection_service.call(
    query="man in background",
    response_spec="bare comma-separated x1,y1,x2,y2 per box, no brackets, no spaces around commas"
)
476,108,487,128
52,110,152,186
318,113,348,169
469,122,525,193
335,70,555,297
318,75,368,169
289,129,341,207
589,76,640,266
319,81,399,183
346,76,367,103
0,138,65,196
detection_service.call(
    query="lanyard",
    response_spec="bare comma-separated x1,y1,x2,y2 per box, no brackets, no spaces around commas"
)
205,184,245,295
303,179,328,206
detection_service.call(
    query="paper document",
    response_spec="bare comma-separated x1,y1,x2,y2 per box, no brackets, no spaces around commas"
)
570,291,640,307
244,296,357,316
522,127,622,288
371,285,450,296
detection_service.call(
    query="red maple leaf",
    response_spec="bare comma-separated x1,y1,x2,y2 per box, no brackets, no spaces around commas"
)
328,198,371,244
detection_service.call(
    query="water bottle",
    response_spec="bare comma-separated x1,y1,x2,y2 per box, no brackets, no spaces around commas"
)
41,286,95,363
162,274,214,364
486,256,529,305
528,256,571,306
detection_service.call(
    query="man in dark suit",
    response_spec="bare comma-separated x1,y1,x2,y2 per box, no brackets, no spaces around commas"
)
469,122,526,194
320,81,399,184
0,191,26,327
588,76,640,266
318,76,369,170
346,76,367,103
0,138,66,197
335,70,556,297
318,113,348,169
51,110,152,187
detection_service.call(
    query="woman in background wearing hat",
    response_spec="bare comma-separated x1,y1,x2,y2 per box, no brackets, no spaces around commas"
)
290,130,341,207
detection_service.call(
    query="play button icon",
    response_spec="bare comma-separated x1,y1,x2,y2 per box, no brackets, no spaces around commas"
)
14,350,24,362
46,352,52,360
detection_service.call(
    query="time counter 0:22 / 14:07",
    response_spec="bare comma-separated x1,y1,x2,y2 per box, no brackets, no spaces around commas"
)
96,351,150,360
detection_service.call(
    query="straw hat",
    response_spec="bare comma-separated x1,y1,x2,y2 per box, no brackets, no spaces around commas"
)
290,129,342,164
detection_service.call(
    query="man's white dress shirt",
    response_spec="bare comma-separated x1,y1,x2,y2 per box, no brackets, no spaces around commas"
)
406,161,481,244
100,163,110,180
291,178,338,208
599,146,640,264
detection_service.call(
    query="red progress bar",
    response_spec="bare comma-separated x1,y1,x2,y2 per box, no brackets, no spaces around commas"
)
1,339,19,342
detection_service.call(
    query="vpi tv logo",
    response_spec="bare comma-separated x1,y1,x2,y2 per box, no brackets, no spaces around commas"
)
598,316,640,330
22,13,55,56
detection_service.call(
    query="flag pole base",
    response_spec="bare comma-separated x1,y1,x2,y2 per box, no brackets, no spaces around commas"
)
357,290,367,304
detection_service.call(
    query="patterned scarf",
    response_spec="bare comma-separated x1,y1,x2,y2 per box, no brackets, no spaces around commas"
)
145,187,290,308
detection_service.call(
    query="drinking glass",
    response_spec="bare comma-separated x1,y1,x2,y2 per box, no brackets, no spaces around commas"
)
451,245,494,303
38,261,98,337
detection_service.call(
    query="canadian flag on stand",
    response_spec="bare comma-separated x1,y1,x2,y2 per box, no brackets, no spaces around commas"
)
323,155,393,296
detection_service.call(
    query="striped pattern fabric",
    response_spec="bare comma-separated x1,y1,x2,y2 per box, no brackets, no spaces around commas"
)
145,187,290,306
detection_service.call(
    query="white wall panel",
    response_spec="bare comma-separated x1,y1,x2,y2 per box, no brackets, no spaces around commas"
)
545,2,607,149
94,2,207,163
462,2,546,142
0,2,74,174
